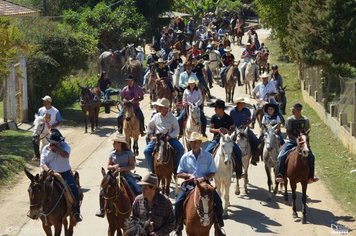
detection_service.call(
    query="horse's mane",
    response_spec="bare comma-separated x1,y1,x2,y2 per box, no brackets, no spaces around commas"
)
124,217,153,236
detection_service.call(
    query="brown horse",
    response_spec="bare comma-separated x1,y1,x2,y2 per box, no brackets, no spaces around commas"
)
282,131,311,224
155,79,174,107
184,180,215,236
122,58,143,83
101,168,132,236
147,66,158,108
122,101,140,156
80,86,101,133
225,61,240,103
153,133,177,196
236,21,244,46
256,49,270,74
25,169,81,236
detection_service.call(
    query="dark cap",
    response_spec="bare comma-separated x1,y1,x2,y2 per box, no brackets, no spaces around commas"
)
271,64,278,70
264,103,279,113
210,99,225,109
292,103,303,110
49,129,64,144
126,75,134,81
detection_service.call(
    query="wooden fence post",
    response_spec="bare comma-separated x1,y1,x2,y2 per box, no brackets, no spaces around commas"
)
350,82,356,136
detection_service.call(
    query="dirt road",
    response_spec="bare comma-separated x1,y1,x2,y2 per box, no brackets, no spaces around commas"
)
0,29,355,236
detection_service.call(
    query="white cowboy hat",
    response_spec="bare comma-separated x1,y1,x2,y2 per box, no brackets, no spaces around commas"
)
176,30,183,34
152,98,170,108
42,95,52,103
224,46,232,52
135,46,143,52
234,97,245,104
259,72,269,78
187,77,198,84
111,133,129,145
188,132,208,142
245,42,252,46
157,58,165,63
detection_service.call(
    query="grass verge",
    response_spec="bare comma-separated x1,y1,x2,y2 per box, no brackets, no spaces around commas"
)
266,38,356,216
0,130,33,186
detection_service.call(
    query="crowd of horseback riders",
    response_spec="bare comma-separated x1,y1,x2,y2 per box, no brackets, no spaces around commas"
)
26,11,319,236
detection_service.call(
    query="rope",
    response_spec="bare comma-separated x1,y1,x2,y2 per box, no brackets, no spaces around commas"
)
40,187,65,225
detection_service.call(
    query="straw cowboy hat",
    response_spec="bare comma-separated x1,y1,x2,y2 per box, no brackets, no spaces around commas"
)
110,133,128,145
135,46,144,52
259,72,269,78
188,132,208,142
157,58,165,63
187,77,198,84
234,97,245,104
224,46,232,52
138,173,158,187
152,98,170,108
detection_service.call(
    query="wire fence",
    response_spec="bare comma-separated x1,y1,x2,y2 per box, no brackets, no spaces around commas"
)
301,63,356,132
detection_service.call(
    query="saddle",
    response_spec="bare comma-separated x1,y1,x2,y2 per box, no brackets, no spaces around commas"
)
120,176,135,205
52,173,76,217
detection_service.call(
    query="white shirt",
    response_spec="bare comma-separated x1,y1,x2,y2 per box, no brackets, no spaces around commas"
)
253,81,277,101
147,112,179,139
183,88,203,106
37,106,63,126
40,142,71,173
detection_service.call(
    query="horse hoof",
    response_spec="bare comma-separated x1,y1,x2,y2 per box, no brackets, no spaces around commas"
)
235,190,240,195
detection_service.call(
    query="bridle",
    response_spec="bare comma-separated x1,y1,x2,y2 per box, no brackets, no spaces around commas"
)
194,183,214,225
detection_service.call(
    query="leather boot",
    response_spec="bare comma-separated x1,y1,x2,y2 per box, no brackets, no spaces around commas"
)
95,191,105,218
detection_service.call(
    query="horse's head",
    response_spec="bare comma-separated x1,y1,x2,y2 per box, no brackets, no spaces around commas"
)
296,130,310,158
219,133,235,165
195,180,215,226
188,103,201,125
263,124,278,151
32,114,49,138
154,133,169,163
123,101,135,121
100,167,119,198
25,168,51,220
80,86,93,103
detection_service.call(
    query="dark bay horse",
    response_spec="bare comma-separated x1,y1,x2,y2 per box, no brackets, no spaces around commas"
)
80,86,101,133
283,130,311,224
25,169,81,236
225,61,240,103
184,180,216,236
153,133,176,196
101,168,132,236
155,78,174,107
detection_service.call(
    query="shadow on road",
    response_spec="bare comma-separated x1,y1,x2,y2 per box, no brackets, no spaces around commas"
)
307,207,355,228
228,205,281,233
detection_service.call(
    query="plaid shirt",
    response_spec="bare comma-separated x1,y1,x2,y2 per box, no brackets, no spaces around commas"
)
132,192,175,236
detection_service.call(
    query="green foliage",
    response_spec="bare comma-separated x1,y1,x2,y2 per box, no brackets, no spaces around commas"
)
173,0,217,19
217,0,242,13
63,1,147,49
0,17,28,81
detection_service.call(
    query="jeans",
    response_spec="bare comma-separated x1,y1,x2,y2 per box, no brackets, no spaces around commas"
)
277,141,315,178
144,138,184,173
122,172,142,195
175,187,224,230
240,61,259,81
117,106,145,132
177,108,207,135
197,75,211,96
103,88,120,100
60,170,80,212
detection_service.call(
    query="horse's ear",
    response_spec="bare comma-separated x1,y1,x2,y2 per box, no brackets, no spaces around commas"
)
24,168,34,182
305,129,311,135
244,126,249,133
101,167,106,177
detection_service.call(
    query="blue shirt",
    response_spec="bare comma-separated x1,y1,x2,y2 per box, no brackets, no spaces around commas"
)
229,107,251,128
177,149,216,178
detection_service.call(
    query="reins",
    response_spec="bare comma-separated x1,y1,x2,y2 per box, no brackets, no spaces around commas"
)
103,175,131,216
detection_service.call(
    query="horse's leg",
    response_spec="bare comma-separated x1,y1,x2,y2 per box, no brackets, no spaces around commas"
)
95,107,99,129
134,138,139,156
224,180,231,216
284,178,289,202
273,168,279,195
245,83,247,94
244,166,249,194
265,164,273,201
302,182,308,224
42,221,52,236
235,178,240,195
108,224,115,236
53,222,62,236
215,180,221,197
174,175,179,197
166,176,171,196
83,111,88,133
291,181,298,219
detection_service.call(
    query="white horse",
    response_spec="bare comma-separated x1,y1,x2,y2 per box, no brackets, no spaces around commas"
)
214,133,234,216
208,50,222,79
235,127,252,195
245,59,257,96
262,124,280,200
32,114,51,156
173,63,184,88
183,103,201,151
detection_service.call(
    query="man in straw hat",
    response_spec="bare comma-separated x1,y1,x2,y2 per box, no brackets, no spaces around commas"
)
95,133,141,217
173,132,226,236
40,129,82,222
230,97,260,165
117,75,146,136
144,98,184,173
276,103,319,184
135,45,144,64
240,42,258,82
131,173,175,235
206,99,244,177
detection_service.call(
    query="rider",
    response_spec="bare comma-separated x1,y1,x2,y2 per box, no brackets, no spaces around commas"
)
247,26,259,49
33,96,64,160
146,49,159,66
240,42,258,83
168,49,183,72
275,103,319,184
177,77,207,137
135,46,144,64
206,99,244,177
97,71,119,101
144,98,184,173
179,61,198,89
192,56,213,99
95,133,142,218
271,64,287,115
219,46,235,88
117,75,146,136
173,132,226,236
156,58,175,96
230,97,260,166
261,103,285,146
40,129,82,222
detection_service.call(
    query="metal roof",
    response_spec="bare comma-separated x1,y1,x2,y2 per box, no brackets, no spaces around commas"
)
0,0,39,16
